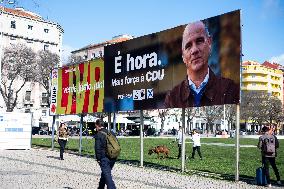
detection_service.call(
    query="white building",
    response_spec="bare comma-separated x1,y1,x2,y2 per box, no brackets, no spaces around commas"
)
0,6,64,131
71,34,133,61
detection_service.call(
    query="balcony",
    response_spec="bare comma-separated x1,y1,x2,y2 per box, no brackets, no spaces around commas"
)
241,77,268,83
242,68,268,75
241,86,268,91
23,99,34,107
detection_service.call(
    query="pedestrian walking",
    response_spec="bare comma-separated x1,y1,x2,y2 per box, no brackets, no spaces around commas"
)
57,122,69,160
257,126,281,187
95,119,117,189
176,126,182,159
191,129,202,160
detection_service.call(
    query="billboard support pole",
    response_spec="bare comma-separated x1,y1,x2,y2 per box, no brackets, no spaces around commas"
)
51,115,56,150
108,113,111,131
113,112,116,133
235,104,240,181
79,114,83,155
140,110,144,167
181,108,186,172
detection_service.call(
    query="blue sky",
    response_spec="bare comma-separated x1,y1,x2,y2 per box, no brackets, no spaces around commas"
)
4,0,284,65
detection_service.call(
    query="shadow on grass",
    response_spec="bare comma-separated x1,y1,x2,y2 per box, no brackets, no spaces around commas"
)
117,159,260,186
118,159,181,173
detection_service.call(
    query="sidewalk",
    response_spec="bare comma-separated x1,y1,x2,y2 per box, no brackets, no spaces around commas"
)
0,148,278,189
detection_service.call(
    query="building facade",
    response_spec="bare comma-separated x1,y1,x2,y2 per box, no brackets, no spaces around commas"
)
71,34,133,61
242,60,283,102
0,6,64,130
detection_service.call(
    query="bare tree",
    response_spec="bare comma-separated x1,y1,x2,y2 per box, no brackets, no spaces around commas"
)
224,104,236,131
241,91,267,128
35,50,59,106
158,109,170,134
202,105,222,134
241,91,283,132
64,54,83,66
264,96,283,125
185,107,197,133
0,44,37,112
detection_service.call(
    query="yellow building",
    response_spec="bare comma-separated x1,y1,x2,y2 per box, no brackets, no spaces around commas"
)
242,60,283,103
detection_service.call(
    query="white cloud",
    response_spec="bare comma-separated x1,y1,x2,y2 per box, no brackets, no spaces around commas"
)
269,53,284,65
61,44,75,66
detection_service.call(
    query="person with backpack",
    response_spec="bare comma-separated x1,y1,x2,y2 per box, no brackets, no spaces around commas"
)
95,119,120,189
257,125,281,187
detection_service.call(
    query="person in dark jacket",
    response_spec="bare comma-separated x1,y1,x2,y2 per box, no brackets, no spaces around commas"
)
258,126,281,187
164,21,239,108
95,119,116,189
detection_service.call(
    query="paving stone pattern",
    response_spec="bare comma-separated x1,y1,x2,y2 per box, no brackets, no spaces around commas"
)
0,148,279,189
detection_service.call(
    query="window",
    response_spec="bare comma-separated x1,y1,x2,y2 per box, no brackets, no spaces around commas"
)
25,91,31,101
26,77,32,82
10,21,16,29
44,44,49,51
41,93,48,104
28,25,33,30
42,110,47,116
44,28,49,33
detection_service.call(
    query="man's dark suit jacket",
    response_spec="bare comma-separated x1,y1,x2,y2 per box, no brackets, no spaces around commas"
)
164,69,239,108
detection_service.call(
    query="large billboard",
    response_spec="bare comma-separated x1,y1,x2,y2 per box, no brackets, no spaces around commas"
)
50,58,104,115
104,10,240,112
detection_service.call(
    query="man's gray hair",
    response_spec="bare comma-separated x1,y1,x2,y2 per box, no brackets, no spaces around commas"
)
182,21,211,50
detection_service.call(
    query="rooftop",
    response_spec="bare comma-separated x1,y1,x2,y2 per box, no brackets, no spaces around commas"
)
0,6,42,20
72,35,133,53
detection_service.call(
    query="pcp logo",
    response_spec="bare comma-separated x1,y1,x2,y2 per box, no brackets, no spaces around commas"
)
133,89,154,100
133,89,145,100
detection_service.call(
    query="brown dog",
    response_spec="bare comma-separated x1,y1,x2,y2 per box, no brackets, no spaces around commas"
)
148,145,170,159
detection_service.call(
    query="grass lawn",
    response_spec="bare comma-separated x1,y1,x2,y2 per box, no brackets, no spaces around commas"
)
32,137,284,182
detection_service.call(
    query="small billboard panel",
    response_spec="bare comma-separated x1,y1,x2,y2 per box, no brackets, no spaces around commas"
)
50,58,104,115
104,10,240,112
0,112,32,149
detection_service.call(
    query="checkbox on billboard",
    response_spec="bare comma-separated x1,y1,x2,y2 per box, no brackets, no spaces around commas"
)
147,89,153,99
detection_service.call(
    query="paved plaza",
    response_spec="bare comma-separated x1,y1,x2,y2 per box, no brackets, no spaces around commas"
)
0,148,281,189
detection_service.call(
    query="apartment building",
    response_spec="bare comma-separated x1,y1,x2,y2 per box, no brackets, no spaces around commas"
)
0,6,64,129
71,34,133,61
242,60,283,102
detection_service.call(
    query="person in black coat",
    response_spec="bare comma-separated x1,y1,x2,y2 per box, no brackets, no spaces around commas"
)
94,119,116,189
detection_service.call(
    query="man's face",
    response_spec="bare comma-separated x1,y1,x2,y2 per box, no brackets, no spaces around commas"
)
182,22,211,73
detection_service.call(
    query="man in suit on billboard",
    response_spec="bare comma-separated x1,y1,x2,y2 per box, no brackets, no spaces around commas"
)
164,21,239,108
